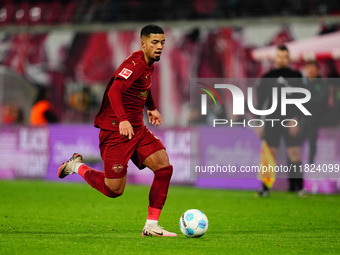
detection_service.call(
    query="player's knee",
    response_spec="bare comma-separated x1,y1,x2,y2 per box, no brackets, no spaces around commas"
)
155,153,171,170
106,184,125,198
107,190,123,198
157,160,170,170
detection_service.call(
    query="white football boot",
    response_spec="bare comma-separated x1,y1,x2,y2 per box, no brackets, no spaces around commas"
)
142,224,177,237
58,153,83,178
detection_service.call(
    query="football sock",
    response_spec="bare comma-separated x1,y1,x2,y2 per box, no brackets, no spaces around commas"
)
78,164,120,198
73,163,84,174
145,218,158,227
148,165,173,221
147,207,162,222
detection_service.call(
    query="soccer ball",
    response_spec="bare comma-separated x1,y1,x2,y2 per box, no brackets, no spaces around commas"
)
179,209,208,237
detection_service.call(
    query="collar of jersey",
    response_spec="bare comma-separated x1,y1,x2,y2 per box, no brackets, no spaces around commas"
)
135,50,153,69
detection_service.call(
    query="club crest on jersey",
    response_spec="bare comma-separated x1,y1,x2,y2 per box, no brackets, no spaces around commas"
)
118,68,133,79
112,164,123,173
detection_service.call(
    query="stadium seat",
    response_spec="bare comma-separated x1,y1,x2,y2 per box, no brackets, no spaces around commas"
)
14,1,30,25
44,1,61,25
60,1,77,24
0,2,15,25
29,2,46,25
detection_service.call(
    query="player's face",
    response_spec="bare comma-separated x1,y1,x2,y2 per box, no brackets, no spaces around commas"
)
275,50,290,69
305,64,319,79
141,33,165,63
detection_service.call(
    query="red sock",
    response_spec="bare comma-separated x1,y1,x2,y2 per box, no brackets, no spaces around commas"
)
147,206,162,221
78,165,120,198
148,165,173,220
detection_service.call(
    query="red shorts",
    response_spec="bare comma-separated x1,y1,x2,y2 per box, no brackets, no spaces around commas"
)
99,125,165,179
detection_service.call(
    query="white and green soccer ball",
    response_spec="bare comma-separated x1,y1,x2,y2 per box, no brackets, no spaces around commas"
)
179,209,208,238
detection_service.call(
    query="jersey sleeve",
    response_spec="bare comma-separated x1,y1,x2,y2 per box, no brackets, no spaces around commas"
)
108,79,128,122
114,60,144,91
109,59,145,122
145,90,156,111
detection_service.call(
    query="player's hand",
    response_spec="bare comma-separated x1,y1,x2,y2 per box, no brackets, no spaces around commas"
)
119,120,134,139
287,118,299,137
147,109,162,127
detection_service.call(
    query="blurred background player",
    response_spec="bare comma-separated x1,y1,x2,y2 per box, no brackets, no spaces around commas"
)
303,61,328,164
57,25,177,237
256,45,306,197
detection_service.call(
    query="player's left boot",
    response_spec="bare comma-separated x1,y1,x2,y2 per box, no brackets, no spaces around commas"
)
58,153,83,178
141,224,177,237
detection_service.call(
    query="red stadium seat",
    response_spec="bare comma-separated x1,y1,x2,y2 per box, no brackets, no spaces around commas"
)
0,3,15,25
44,1,61,25
60,1,77,24
14,2,30,25
29,2,46,25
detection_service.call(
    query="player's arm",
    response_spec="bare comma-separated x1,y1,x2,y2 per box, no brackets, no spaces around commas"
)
108,79,134,139
146,91,162,127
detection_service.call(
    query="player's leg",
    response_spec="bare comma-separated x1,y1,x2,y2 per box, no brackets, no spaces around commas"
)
308,123,318,164
58,153,124,198
79,164,126,197
132,126,176,236
141,149,176,236
143,149,172,217
58,129,135,198
286,146,304,193
285,127,305,196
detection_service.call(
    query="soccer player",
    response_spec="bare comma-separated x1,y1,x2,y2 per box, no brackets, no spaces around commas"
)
256,45,306,197
58,25,177,237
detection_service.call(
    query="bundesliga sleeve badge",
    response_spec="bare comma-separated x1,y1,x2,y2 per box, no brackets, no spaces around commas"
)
118,68,133,79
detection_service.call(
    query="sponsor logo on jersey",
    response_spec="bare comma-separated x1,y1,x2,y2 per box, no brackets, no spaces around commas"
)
118,68,133,79
139,90,148,99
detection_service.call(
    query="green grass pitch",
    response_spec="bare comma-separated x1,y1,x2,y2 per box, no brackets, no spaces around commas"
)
0,180,339,255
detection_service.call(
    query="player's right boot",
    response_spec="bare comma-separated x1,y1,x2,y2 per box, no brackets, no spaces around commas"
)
58,153,83,178
141,224,177,237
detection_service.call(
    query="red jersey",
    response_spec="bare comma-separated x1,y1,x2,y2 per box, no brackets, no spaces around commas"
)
94,50,156,131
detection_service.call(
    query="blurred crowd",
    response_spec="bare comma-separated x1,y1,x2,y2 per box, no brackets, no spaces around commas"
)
1,0,340,25
2,59,340,127
0,1,340,128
